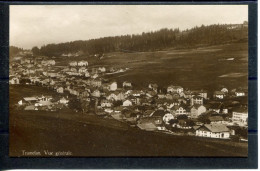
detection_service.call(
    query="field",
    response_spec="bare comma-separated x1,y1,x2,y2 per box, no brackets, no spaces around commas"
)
9,85,248,157
56,42,248,93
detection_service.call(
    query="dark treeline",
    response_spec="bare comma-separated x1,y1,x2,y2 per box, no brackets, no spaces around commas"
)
10,46,23,57
32,23,248,57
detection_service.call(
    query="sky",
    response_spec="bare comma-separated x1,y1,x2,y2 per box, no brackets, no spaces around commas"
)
10,5,248,49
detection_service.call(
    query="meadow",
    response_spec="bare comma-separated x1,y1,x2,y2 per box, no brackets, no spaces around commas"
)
56,42,248,93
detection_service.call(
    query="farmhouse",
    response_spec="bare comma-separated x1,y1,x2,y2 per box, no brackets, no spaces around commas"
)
214,91,225,99
195,124,230,139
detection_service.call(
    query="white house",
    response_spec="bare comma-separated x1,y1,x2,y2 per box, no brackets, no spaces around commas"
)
221,88,229,94
59,97,69,104
214,91,225,99
57,87,64,93
163,113,174,124
98,67,106,72
78,60,88,66
232,107,248,126
123,81,132,88
123,99,132,106
167,85,183,94
191,95,203,105
195,124,230,139
190,105,207,118
9,77,20,84
78,67,88,73
69,61,77,66
235,91,245,97
109,82,117,91
92,89,100,97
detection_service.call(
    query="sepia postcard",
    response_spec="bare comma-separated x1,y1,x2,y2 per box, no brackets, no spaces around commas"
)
9,4,249,157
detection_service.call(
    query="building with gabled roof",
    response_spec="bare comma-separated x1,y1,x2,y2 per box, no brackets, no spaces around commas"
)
195,124,230,139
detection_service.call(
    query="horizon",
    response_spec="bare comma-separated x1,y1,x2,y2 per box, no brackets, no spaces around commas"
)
10,5,248,49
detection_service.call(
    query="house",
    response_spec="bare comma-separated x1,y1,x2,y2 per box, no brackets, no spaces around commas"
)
221,88,229,94
57,87,64,93
190,105,207,118
167,85,183,94
195,124,230,139
85,71,90,78
208,103,228,114
148,83,158,92
91,89,101,98
183,91,193,99
171,105,187,115
123,99,132,106
235,91,245,97
115,91,125,101
100,99,112,108
69,61,77,66
123,81,132,88
232,107,248,126
78,67,88,73
41,60,55,66
191,95,203,105
137,117,164,131
78,60,88,66
214,91,225,99
109,82,117,91
91,79,102,87
98,67,106,73
59,97,69,104
192,90,208,99
91,73,99,79
9,76,20,84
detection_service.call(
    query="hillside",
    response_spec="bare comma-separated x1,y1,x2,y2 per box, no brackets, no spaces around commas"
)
32,22,248,57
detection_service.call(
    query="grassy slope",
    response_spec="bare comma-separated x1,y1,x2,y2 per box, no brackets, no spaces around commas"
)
55,42,248,92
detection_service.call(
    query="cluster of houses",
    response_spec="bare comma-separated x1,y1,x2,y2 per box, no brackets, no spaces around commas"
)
10,55,248,140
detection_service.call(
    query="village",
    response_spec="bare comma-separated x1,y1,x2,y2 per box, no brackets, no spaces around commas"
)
9,51,248,141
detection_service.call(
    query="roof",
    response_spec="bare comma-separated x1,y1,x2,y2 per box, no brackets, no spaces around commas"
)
209,116,224,122
192,104,204,109
201,124,229,133
151,110,166,117
137,122,157,131
168,85,183,89
24,97,38,101
233,107,248,113
214,91,225,95
192,95,203,99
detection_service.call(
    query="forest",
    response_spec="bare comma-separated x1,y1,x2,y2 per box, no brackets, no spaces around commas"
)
12,23,248,57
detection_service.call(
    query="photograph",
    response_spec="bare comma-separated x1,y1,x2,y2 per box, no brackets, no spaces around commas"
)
9,5,248,157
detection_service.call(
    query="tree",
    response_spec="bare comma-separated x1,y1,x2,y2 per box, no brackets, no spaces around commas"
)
177,114,188,120
198,114,211,124
186,120,195,127
32,46,40,56
68,98,82,112
168,119,178,125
